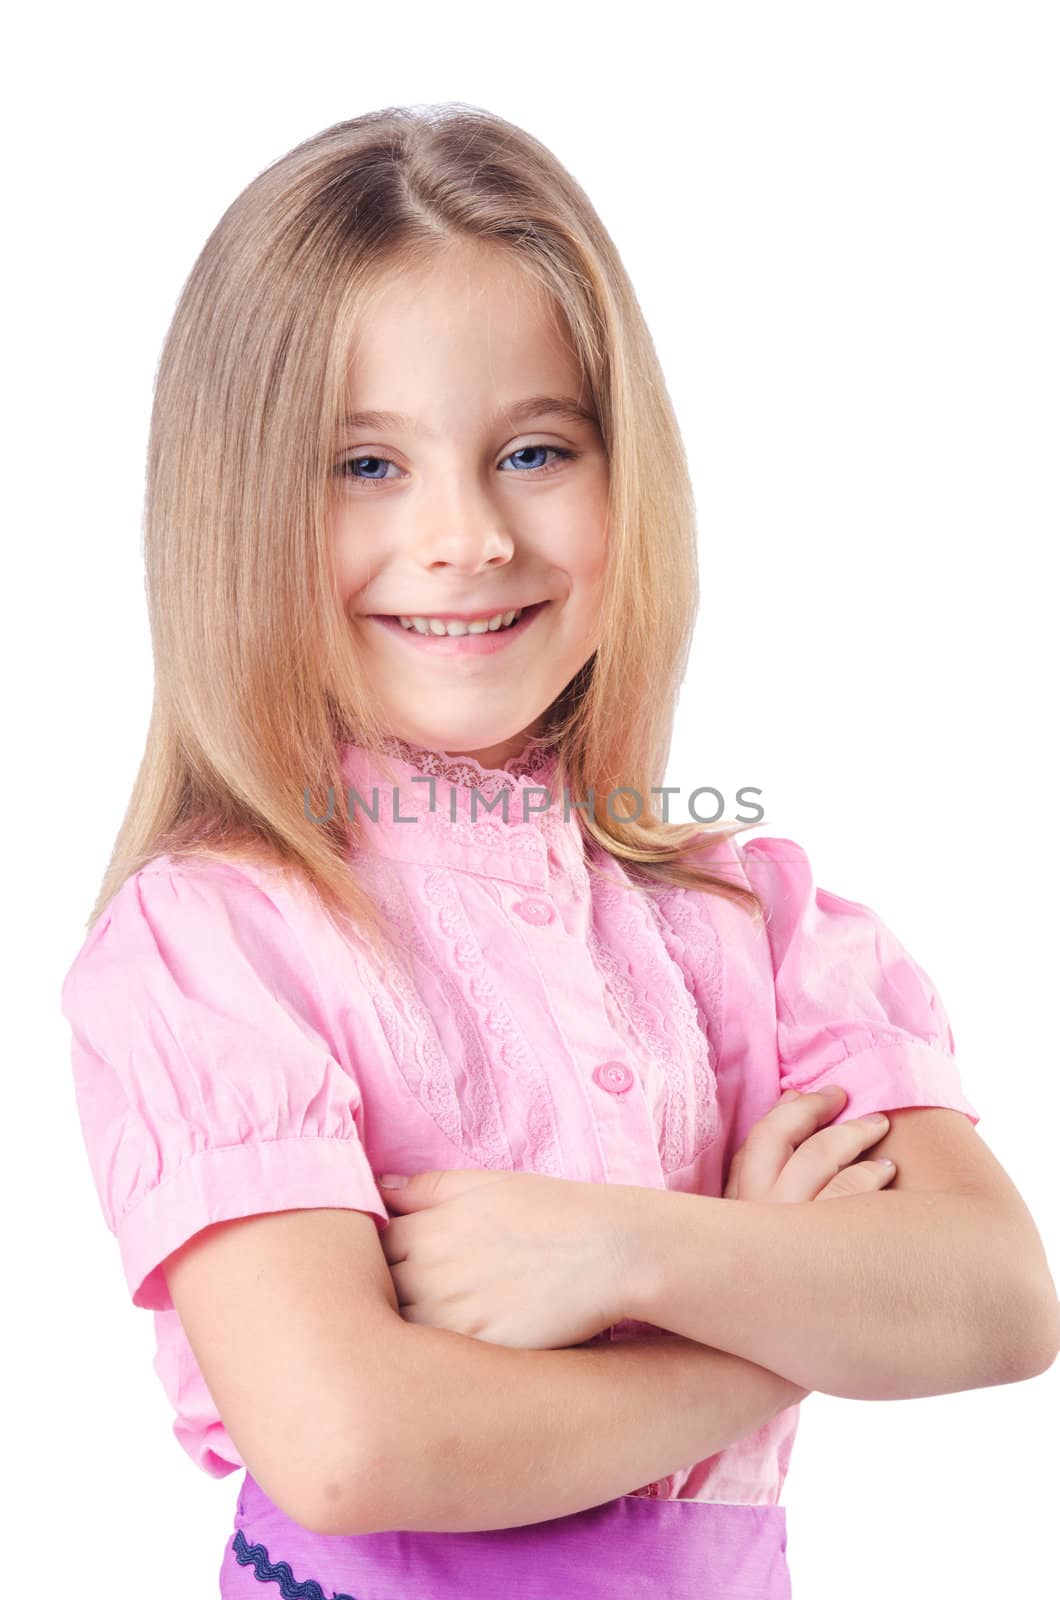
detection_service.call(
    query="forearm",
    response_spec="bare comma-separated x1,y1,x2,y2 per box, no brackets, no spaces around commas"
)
328,1324,807,1535
625,1188,1053,1401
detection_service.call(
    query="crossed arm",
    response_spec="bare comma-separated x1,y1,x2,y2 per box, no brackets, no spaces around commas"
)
353,1107,1057,1530
618,1108,1060,1401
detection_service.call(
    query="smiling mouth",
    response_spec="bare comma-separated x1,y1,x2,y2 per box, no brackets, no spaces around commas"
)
375,603,545,637
365,601,550,651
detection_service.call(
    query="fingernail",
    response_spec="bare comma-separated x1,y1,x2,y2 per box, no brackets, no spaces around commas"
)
779,1089,801,1102
379,1174,408,1188
822,1085,845,1098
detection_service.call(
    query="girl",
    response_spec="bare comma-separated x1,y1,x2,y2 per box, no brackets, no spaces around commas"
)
60,104,1057,1599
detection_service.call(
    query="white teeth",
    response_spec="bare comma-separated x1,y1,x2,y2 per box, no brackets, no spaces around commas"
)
395,608,523,637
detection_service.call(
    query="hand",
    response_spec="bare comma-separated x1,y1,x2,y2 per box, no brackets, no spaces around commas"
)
378,1167,634,1350
723,1085,898,1204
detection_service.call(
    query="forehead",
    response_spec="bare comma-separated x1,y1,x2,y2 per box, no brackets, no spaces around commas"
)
343,243,586,423
368,238,553,318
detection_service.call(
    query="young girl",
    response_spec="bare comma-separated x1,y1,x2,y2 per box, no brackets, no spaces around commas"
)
60,104,1056,1599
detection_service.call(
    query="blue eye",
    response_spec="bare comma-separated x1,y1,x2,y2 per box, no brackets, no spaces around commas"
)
335,444,578,489
336,455,398,485
500,445,577,475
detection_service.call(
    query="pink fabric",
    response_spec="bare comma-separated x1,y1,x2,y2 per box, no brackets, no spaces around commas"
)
60,734,979,1499
220,1471,792,1598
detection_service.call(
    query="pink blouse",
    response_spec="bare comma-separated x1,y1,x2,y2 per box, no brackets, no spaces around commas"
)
59,735,980,1502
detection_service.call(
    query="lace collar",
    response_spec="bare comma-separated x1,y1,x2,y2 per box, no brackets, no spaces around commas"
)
377,732,559,794
337,731,584,887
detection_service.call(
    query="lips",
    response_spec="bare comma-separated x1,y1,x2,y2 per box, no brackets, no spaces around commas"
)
366,600,550,654
371,602,544,627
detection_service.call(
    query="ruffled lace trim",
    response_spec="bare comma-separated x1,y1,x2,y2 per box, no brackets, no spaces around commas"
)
377,733,560,800
340,729,581,846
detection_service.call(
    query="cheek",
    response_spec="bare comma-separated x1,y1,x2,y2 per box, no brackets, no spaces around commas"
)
544,489,609,587
573,482,609,584
330,521,373,612
569,527,608,598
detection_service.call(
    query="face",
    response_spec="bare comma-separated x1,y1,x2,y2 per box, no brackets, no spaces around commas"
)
328,241,610,769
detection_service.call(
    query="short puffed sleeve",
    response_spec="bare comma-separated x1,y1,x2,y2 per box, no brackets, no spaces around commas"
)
740,836,980,1127
59,857,390,1312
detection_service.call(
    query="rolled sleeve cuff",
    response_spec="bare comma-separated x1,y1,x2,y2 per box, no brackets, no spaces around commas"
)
781,1039,980,1130
116,1135,391,1310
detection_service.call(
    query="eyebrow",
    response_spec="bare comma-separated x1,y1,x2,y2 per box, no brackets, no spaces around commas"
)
338,394,599,438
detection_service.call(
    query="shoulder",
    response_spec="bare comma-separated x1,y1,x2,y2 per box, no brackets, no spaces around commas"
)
730,834,812,904
668,828,811,913
109,848,311,924
60,850,319,1020
730,833,808,873
137,847,293,894
671,827,808,873
654,834,823,980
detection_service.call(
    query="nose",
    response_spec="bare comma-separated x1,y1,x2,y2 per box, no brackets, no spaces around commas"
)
409,497,516,576
418,529,514,576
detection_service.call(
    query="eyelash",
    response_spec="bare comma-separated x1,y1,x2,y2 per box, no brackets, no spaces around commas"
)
335,444,579,490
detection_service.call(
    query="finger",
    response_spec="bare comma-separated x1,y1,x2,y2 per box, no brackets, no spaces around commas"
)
378,1219,410,1266
772,1113,893,1202
781,1085,847,1118
815,1158,896,1201
723,1146,746,1200
386,1260,415,1304
735,1087,851,1194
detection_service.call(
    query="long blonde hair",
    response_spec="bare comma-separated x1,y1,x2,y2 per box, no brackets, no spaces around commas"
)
91,102,763,964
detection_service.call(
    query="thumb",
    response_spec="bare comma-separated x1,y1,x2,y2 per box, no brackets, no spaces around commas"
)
376,1167,500,1212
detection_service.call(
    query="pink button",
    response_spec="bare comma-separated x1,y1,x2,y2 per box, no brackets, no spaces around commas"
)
592,1060,634,1095
513,897,555,926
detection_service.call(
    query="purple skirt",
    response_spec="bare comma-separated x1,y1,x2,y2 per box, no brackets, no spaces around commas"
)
219,1470,791,1599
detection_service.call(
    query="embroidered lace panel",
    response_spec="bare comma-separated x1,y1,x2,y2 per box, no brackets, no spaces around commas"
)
339,734,724,1178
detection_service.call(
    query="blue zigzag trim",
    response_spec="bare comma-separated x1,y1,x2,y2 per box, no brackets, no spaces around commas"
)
231,1528,359,1599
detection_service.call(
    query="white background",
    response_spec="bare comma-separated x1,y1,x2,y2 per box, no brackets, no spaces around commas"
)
7,2,1057,1594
